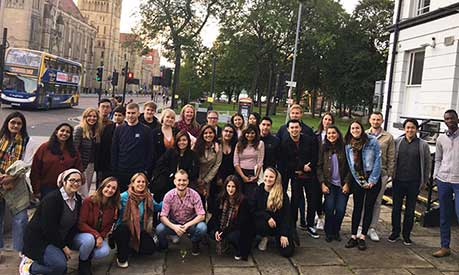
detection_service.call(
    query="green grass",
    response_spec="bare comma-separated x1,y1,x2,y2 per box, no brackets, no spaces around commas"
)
177,102,367,134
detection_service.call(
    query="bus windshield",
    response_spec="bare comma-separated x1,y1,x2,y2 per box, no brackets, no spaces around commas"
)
5,49,42,68
3,74,38,94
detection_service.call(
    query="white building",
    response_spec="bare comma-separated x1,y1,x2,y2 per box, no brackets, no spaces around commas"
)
383,0,459,138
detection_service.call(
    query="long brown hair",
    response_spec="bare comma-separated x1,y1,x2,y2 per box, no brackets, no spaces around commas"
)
218,175,243,207
236,124,260,154
90,177,121,208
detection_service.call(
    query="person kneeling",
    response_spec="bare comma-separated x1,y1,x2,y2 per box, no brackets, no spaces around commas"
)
75,177,120,274
156,170,207,255
209,175,251,260
254,167,294,257
112,173,159,268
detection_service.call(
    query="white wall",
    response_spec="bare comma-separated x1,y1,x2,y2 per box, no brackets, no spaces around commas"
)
384,12,459,136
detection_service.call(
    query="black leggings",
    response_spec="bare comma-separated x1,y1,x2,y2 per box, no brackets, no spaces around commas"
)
255,218,294,258
112,224,156,262
351,179,381,236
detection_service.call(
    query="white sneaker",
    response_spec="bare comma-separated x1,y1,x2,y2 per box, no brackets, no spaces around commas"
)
357,226,362,238
170,235,180,244
19,255,33,275
368,228,380,242
316,217,325,230
258,237,268,251
116,258,129,268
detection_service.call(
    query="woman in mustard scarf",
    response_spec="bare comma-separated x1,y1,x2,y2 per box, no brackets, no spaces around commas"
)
112,172,160,268
0,112,32,259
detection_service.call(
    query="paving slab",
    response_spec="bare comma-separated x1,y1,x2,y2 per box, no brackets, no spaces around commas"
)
407,268,445,275
352,268,411,275
252,250,298,275
410,248,459,272
210,254,255,267
213,267,260,275
297,266,353,275
334,246,433,269
164,247,212,275
291,247,344,267
109,253,164,275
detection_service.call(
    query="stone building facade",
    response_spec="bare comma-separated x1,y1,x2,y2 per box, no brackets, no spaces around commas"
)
76,0,122,91
2,0,97,92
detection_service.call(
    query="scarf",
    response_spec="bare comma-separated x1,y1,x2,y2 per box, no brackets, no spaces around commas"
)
219,198,240,231
176,120,200,137
0,134,26,174
350,137,367,185
123,185,153,251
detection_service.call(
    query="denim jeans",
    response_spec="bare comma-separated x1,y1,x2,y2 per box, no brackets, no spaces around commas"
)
30,245,67,275
73,233,111,260
323,184,349,237
437,179,459,248
0,198,28,252
391,179,420,239
156,221,207,249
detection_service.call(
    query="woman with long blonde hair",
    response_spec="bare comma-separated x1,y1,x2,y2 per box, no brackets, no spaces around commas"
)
74,107,102,197
253,167,294,257
176,104,201,138
153,108,179,160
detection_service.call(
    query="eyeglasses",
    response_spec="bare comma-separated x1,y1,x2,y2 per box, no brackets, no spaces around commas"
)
67,178,82,184
223,129,234,133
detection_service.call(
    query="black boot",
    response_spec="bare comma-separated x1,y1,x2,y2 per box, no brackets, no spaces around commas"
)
78,258,92,275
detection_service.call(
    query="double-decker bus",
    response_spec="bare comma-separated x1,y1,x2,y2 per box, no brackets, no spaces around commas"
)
1,48,81,109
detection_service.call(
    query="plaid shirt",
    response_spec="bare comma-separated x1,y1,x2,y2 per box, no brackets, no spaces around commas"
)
160,188,205,224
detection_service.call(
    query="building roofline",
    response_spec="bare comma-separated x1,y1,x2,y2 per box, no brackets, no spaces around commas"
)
388,2,459,33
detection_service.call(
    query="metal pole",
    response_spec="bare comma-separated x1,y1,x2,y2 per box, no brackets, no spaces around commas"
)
0,28,7,111
210,55,216,109
98,79,102,103
122,61,128,105
285,2,302,123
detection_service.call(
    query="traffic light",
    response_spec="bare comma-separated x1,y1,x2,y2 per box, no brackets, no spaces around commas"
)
121,68,126,76
96,67,103,82
111,71,119,86
127,72,134,84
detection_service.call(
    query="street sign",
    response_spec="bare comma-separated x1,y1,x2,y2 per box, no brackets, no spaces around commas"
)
207,97,214,103
286,81,297,88
287,98,294,104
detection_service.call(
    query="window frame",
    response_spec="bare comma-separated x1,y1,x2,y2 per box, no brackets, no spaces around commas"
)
407,50,425,86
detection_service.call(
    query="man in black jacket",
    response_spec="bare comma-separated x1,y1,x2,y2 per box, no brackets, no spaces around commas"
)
276,104,314,142
259,116,280,169
95,99,114,187
280,119,319,241
111,103,154,192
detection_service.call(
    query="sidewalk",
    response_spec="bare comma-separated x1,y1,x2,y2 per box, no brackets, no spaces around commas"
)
2,202,458,274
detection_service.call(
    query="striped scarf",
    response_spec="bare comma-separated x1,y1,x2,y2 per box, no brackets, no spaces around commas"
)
219,198,240,231
0,134,26,174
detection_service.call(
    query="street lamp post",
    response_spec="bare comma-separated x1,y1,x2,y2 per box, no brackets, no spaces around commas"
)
210,54,216,101
285,2,302,123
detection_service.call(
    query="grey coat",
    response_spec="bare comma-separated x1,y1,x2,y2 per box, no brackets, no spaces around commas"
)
393,136,432,189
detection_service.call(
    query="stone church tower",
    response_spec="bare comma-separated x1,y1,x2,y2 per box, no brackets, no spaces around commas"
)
76,0,122,90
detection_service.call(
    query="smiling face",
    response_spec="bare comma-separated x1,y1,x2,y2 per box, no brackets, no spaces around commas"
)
174,172,189,192
245,129,256,142
8,117,23,135
226,181,237,197
131,174,147,193
63,173,82,195
207,112,218,127
86,111,98,126
222,126,234,141
263,169,277,189
326,127,339,143
102,180,118,198
404,121,418,139
56,125,72,143
203,127,215,143
248,114,257,126
444,111,459,132
369,113,383,130
163,112,175,127
287,122,301,139
113,112,125,124
322,114,333,130
184,107,194,122
233,116,243,128
144,106,156,120
177,135,189,151
289,108,302,120
350,122,363,138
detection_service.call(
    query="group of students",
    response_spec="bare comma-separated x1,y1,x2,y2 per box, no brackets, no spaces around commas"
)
0,99,458,275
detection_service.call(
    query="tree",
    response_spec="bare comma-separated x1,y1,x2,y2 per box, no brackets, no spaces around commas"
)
138,0,218,108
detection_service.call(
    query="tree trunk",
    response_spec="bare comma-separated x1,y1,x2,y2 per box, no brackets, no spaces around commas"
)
171,45,182,109
311,90,317,118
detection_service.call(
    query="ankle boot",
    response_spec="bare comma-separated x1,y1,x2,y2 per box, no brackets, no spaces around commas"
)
78,258,92,275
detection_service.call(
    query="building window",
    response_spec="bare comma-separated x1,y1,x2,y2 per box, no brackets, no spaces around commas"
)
416,0,430,15
101,51,104,58
407,50,425,85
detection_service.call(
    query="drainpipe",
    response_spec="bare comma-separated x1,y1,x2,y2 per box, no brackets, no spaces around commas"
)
384,0,403,130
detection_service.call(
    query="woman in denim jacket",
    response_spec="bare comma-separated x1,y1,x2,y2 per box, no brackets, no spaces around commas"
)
344,120,381,251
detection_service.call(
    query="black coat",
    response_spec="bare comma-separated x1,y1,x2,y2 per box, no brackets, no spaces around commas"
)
94,122,115,172
208,197,250,237
279,134,318,179
152,127,180,161
261,134,280,169
150,148,199,201
23,190,82,262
